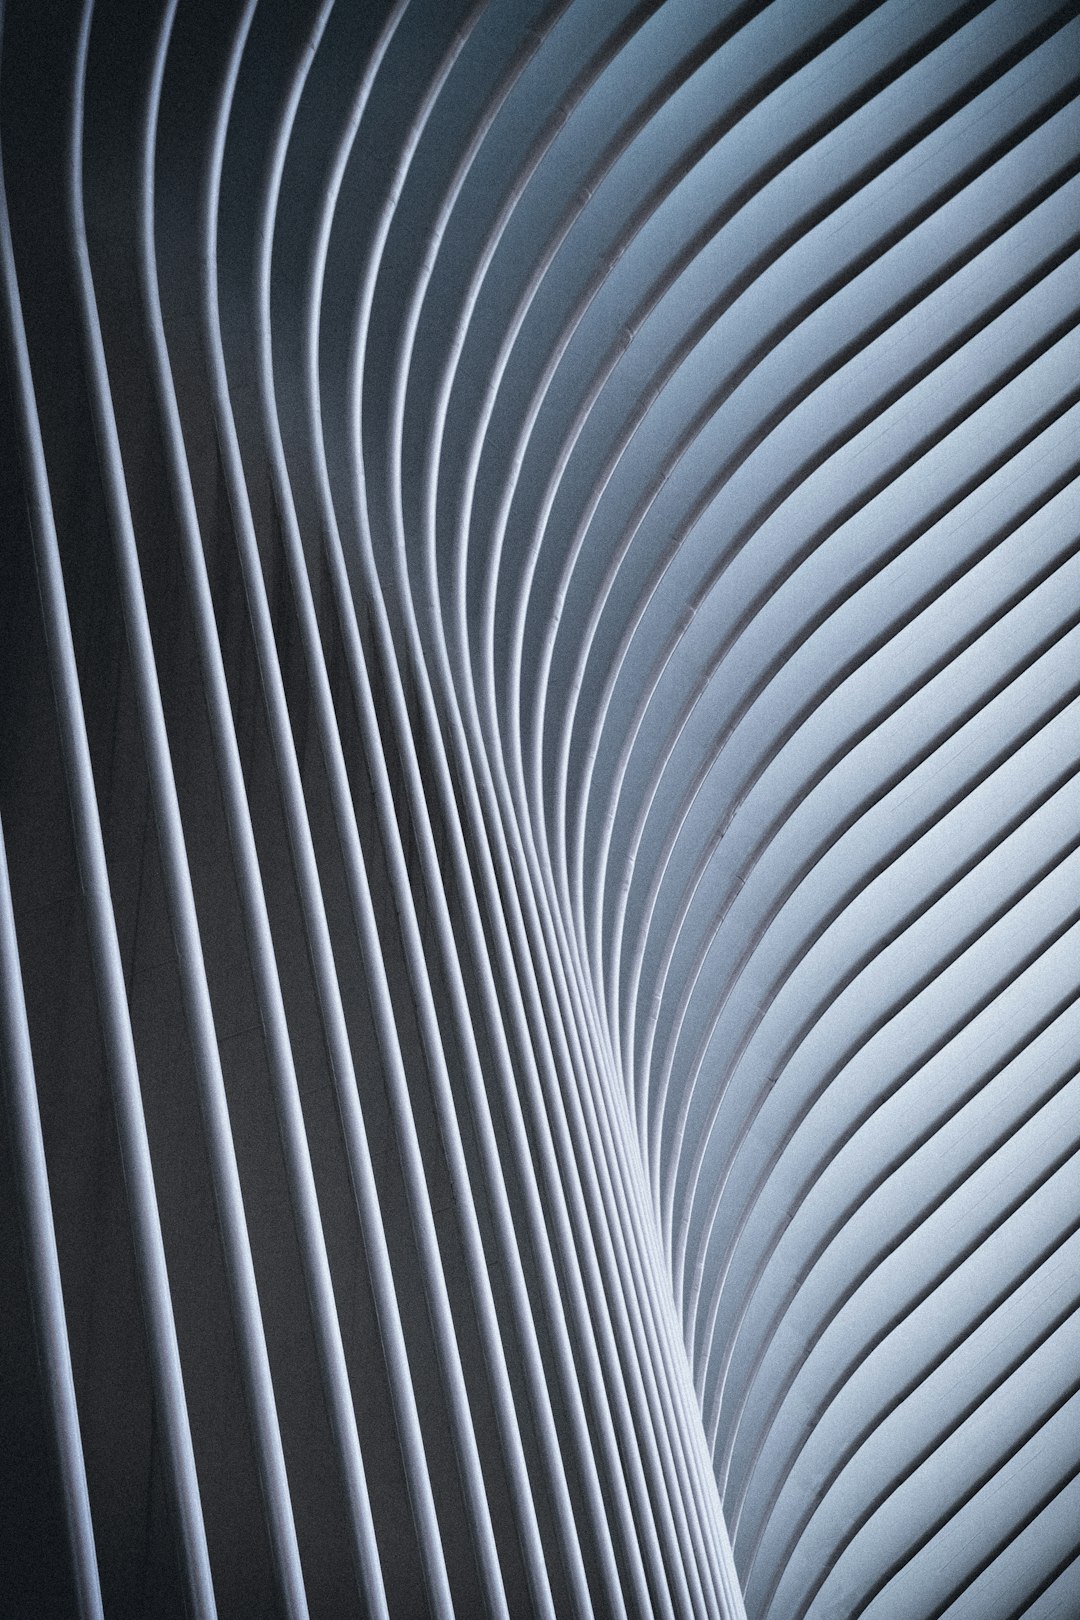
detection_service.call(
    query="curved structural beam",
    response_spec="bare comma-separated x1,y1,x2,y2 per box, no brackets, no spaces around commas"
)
0,2,1078,1617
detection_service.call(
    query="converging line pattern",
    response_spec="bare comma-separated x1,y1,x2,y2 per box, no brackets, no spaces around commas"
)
1,2,1078,1617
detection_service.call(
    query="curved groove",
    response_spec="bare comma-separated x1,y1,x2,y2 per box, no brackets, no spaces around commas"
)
673,433,1080,1350
1,2,1078,1616
648,428,1080,1250
611,243,1080,1143
694,790,1080,1420
558,8,1079,1053
739,1021,1080,1600
730,958,1080,1543
763,1168,1080,1617
560,12,1080,1034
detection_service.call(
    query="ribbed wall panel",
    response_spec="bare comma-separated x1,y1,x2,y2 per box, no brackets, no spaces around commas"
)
1,2,1078,1617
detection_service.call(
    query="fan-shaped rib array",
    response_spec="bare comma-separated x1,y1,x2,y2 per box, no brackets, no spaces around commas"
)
2,1,1079,1616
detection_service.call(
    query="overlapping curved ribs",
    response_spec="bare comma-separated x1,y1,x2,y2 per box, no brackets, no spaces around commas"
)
1,1,1079,1615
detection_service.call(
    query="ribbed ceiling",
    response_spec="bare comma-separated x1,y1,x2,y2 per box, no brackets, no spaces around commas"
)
2,1,1079,1616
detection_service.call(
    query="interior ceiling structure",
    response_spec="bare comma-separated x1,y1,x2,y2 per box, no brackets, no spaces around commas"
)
2,0,1080,1616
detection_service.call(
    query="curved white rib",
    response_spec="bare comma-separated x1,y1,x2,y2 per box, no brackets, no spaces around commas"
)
1,2,1078,1617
